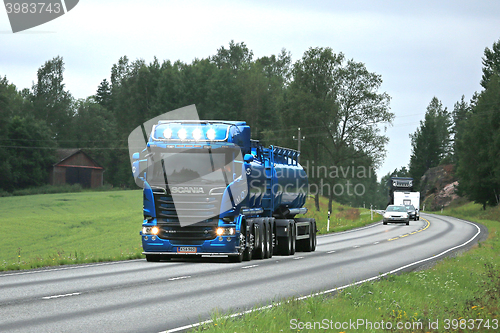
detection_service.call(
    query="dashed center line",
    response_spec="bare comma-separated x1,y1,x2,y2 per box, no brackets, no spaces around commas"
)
327,250,336,254
168,276,191,281
241,265,259,269
387,218,430,241
42,292,80,300
293,257,304,260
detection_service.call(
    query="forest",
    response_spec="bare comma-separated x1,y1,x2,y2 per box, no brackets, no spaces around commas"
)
1,39,499,210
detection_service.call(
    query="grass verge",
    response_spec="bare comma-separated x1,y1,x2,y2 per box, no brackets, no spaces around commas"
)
192,203,500,333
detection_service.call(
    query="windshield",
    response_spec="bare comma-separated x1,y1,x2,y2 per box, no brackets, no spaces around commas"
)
386,205,406,212
147,151,241,185
405,205,415,210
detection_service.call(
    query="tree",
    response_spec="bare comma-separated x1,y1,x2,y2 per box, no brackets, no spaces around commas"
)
282,47,393,211
456,73,500,208
409,97,452,188
71,98,121,186
6,116,56,190
31,56,74,143
451,95,471,162
95,78,112,111
481,38,500,89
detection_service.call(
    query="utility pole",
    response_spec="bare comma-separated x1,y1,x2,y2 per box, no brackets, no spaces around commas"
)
292,127,305,163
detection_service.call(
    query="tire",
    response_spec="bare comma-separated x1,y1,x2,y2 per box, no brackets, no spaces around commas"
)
277,226,292,256
229,253,243,263
263,223,270,259
242,223,253,261
290,222,296,255
302,221,313,252
265,221,273,259
383,221,387,225
406,220,410,225
311,219,318,252
145,254,161,262
253,222,265,259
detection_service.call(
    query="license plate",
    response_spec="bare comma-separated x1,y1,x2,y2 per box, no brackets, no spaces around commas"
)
177,247,197,253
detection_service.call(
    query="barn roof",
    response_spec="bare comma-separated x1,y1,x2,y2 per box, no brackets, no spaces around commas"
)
53,149,104,169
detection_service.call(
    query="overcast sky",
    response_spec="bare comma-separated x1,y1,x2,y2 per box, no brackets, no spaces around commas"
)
1,0,499,179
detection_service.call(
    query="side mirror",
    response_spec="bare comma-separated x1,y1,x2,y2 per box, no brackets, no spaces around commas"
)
132,152,140,160
244,154,254,163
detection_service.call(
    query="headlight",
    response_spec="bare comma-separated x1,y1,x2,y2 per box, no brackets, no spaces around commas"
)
216,227,235,236
383,213,390,219
142,226,160,235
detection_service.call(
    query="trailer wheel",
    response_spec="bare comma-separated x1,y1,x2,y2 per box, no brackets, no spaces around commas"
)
303,221,315,252
311,220,317,252
277,226,292,255
290,222,296,255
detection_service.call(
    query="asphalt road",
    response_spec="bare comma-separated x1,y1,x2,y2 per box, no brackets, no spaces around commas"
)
0,213,484,333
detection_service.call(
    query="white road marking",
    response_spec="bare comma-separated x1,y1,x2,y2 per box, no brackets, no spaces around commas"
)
327,250,336,254
42,292,80,300
293,257,304,260
168,276,190,281
241,265,259,269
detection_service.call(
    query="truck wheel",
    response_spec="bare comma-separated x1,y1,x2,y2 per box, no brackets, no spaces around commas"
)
242,223,253,261
267,222,273,259
290,222,296,255
253,222,265,259
229,253,243,263
263,224,271,259
146,254,161,262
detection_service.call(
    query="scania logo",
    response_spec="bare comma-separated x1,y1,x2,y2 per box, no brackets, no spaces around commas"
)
170,186,205,194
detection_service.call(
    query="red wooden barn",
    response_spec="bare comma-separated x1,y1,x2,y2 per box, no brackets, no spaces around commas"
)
49,149,104,188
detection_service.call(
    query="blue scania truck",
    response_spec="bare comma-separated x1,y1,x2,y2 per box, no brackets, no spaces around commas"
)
132,120,316,262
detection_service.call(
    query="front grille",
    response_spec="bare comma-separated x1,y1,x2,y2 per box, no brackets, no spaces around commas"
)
157,225,216,240
153,189,221,240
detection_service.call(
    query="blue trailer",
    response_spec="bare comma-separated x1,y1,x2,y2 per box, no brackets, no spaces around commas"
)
132,120,316,262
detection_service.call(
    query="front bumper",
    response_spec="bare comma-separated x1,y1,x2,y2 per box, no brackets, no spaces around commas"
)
141,233,241,255
383,217,409,223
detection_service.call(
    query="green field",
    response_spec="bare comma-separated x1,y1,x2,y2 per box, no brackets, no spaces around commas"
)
0,190,377,271
0,190,144,270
